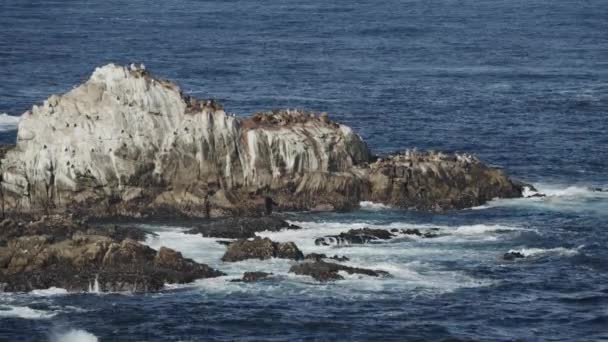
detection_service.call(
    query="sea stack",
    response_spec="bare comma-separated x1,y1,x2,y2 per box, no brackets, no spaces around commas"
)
0,64,525,218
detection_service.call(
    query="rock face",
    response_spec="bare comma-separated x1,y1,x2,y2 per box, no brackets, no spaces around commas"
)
221,237,304,262
0,64,525,217
289,260,389,282
186,216,300,239
0,217,224,292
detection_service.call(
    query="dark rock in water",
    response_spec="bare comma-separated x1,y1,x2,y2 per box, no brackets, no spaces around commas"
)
526,193,546,198
0,232,224,293
305,253,327,261
289,260,389,282
503,251,526,260
231,271,273,283
216,240,232,246
221,237,304,262
304,253,349,262
314,227,439,246
402,228,440,238
187,216,300,239
314,228,394,246
330,255,350,262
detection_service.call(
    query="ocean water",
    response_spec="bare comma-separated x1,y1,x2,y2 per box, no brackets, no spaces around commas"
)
1,0,607,340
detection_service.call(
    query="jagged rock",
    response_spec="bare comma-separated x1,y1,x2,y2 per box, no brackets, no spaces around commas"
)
0,64,525,217
289,260,389,282
221,237,304,262
230,271,273,283
186,216,300,239
314,228,395,246
0,218,223,292
503,251,526,261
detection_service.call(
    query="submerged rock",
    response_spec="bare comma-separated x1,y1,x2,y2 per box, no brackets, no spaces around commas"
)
0,64,525,217
289,260,389,282
0,218,224,293
187,216,300,239
221,237,304,262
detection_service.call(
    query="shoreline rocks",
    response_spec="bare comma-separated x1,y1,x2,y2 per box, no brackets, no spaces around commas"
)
0,217,224,293
0,63,526,218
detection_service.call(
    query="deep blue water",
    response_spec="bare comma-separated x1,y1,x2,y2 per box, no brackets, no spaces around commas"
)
1,0,607,341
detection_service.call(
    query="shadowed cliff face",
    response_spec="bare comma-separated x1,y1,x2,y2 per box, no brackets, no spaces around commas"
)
0,64,522,217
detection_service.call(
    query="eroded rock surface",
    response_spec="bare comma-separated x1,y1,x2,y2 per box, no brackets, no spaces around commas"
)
289,260,389,282
0,64,525,217
0,217,224,292
221,237,304,262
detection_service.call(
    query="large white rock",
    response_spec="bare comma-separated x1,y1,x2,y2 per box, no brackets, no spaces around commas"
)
0,64,371,215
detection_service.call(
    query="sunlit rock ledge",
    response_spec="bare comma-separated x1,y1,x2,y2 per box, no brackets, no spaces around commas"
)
0,63,525,218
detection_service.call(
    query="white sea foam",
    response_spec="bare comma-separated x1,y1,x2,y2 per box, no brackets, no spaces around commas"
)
450,224,522,236
0,305,56,319
0,113,20,132
359,201,391,210
474,183,608,213
508,246,583,258
50,329,99,342
141,220,506,297
31,287,69,296
88,275,100,293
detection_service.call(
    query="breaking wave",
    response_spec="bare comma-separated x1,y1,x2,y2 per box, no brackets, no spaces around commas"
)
474,183,608,213
359,201,391,210
508,246,583,258
50,329,99,342
0,113,20,132
0,305,56,319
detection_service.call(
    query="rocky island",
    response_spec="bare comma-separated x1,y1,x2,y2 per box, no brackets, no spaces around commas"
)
0,63,525,219
0,64,528,293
